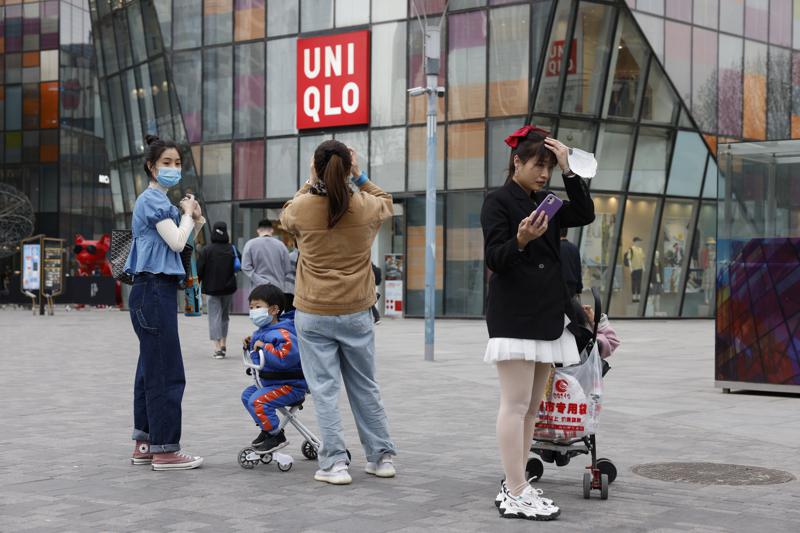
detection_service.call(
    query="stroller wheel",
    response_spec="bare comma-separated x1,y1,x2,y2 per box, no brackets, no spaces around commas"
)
526,457,544,482
600,474,609,500
582,473,592,499
238,448,258,469
596,458,617,484
301,440,318,460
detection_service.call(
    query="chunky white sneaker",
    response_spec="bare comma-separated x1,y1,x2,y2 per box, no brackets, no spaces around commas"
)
498,485,560,521
494,479,554,508
365,453,396,478
314,460,352,485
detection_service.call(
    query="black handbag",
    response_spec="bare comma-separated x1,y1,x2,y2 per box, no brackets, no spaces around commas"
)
109,229,135,285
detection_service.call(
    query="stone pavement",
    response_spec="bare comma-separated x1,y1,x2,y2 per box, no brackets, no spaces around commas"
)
0,308,798,532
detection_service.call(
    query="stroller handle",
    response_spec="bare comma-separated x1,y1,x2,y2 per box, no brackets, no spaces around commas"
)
242,347,266,371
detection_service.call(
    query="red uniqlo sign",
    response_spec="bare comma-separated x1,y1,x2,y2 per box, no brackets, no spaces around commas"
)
546,39,577,77
297,30,370,130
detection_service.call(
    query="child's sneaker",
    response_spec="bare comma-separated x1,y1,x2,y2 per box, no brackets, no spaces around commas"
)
251,430,270,446
365,453,395,478
254,429,288,454
131,440,152,465
314,460,352,485
494,479,554,508
151,451,204,471
498,484,559,521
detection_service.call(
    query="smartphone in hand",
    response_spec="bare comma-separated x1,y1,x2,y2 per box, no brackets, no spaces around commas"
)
531,193,563,220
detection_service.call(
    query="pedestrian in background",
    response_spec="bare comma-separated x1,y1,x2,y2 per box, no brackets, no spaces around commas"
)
559,227,583,297
281,141,397,486
197,221,238,359
241,219,291,299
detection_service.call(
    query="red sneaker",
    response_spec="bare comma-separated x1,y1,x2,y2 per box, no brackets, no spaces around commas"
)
131,441,153,465
151,451,204,471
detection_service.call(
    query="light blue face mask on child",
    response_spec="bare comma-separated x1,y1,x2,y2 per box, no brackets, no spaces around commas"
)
156,167,182,188
249,308,271,328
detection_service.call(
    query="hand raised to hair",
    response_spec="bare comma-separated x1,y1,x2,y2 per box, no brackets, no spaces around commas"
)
544,137,570,173
349,147,361,178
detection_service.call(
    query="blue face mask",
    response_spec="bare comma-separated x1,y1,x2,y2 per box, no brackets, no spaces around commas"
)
249,308,271,328
156,167,182,188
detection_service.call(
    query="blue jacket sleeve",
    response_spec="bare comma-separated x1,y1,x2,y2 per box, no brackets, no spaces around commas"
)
250,328,301,372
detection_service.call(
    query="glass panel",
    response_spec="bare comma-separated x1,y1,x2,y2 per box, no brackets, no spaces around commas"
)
646,200,696,317
127,3,148,64
267,0,298,36
6,53,22,84
609,196,660,317
664,21,691,106
266,137,298,198
579,193,622,311
336,0,369,26
149,59,175,138
487,117,555,188
641,61,679,124
173,50,202,143
445,192,484,316
408,125,445,191
769,0,792,46
22,83,38,130
693,0,718,29
411,0,448,16
556,119,596,153
408,14,445,124
534,0,573,113
448,122,485,189
767,46,791,140
334,130,369,173
531,1,555,92
42,0,58,49
39,81,57,128
205,203,232,235
635,0,663,14
235,0,265,41
300,134,332,182
692,27,717,132
665,0,691,21
451,0,486,9
154,0,172,49
682,202,716,317
234,140,265,199
108,75,130,157
604,12,650,120
488,5,529,117
744,0,768,41
205,0,233,45
593,123,634,190
448,11,487,120
5,86,22,130
300,0,333,32
113,10,133,69
173,0,202,49
667,131,707,196
137,64,157,136
266,38,297,135
235,42,266,138
702,155,718,198
406,194,444,316
370,128,406,193
629,127,672,194
203,46,233,141
371,22,407,126
743,40,768,140
372,0,406,22
202,143,232,201
718,35,743,137
125,64,145,150
720,0,744,34
632,12,663,62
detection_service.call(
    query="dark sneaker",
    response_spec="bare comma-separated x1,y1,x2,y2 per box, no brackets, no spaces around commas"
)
151,451,203,471
252,430,270,446
213,350,225,359
131,440,152,465
254,429,288,454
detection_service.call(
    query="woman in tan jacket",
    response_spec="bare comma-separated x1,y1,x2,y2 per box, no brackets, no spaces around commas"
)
280,140,396,485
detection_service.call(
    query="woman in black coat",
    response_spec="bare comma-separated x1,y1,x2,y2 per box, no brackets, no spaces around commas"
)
481,125,594,521
197,221,238,359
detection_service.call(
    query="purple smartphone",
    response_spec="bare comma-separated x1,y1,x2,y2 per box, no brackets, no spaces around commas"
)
531,193,563,220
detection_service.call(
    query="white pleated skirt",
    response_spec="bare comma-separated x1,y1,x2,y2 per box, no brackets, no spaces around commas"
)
484,315,581,365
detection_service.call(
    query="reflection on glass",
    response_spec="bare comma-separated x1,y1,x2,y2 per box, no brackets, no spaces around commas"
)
745,0,768,41
608,196,659,317
334,130,369,176
370,128,406,193
604,12,650,119
692,27,717,132
667,131,706,197
641,61,678,124
408,125,444,191
767,46,791,139
702,156,717,198
557,119,596,153
666,0,692,21
769,0,792,47
266,137,298,198
645,200,695,317
488,5,529,117
173,0,202,50
173,51,202,143
693,0,718,29
371,22,407,126
336,0,369,26
234,42,266,138
234,141,265,200
448,11,487,120
267,0,298,36
266,38,297,136
300,0,333,32
593,123,633,190
534,0,572,113
682,203,716,317
718,35,743,137
445,192,485,316
406,195,444,316
579,194,622,310
202,143,232,202
448,122,485,189
203,46,233,141
719,0,744,35
629,127,672,194
235,0,265,41
743,40,767,140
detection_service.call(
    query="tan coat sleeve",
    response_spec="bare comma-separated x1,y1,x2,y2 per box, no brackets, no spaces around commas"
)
280,182,312,235
357,180,394,224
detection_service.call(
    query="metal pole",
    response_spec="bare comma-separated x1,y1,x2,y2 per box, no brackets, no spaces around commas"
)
424,27,440,362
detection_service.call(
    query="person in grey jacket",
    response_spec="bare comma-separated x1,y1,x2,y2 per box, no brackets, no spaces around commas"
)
241,219,291,294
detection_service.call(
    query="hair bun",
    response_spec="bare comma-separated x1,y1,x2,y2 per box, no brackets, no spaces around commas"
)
144,134,161,146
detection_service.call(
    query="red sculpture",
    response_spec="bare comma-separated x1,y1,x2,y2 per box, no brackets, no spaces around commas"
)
74,234,112,277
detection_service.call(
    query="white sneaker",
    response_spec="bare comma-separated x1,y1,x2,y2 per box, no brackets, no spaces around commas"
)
314,460,352,485
495,479,554,508
365,453,396,478
498,485,560,521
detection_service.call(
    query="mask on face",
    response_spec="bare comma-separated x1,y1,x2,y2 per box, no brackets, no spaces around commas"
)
249,308,271,328
156,167,182,188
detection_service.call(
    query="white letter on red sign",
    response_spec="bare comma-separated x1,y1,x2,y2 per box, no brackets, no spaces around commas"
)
325,45,342,77
342,82,359,114
347,43,355,75
324,85,342,115
304,86,321,122
304,47,321,79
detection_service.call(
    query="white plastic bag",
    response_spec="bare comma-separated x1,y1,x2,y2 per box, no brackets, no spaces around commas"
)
533,345,604,442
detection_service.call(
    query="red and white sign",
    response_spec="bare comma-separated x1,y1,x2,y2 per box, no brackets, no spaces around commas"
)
297,30,370,130
545,39,578,78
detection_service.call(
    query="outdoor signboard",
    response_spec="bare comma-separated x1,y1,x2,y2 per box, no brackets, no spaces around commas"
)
297,30,370,130
22,243,40,292
42,239,65,296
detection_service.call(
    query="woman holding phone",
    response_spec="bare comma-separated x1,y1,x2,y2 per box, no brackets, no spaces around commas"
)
480,125,594,520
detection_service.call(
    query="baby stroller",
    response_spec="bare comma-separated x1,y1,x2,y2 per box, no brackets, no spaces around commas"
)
526,288,617,500
237,347,321,472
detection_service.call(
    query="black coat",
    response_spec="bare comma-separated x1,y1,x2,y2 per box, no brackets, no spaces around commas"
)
197,242,238,296
481,176,595,340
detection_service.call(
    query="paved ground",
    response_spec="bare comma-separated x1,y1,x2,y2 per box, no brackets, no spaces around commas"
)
0,307,799,532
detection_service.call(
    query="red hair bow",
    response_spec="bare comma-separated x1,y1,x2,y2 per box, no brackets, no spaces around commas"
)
504,125,551,149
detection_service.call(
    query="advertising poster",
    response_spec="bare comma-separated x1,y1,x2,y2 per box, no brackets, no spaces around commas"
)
22,244,40,292
384,254,404,317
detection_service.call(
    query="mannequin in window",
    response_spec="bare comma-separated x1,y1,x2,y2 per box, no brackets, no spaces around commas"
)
624,237,645,302
700,237,716,305
649,249,663,313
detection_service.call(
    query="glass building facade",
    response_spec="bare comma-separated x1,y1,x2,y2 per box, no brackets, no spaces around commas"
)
0,0,110,274
73,0,800,317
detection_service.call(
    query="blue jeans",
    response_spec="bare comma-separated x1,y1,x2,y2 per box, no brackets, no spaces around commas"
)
129,274,185,453
295,310,396,470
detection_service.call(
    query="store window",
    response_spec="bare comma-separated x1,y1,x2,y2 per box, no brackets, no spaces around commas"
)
334,130,369,175
267,0,298,36
488,4,529,117
448,10,487,120
557,119,596,153
113,10,133,69
370,128,406,193
266,38,297,136
448,122,485,189
629,127,672,194
234,140,265,200
202,143,232,202
682,202,716,317
664,21,691,106
743,40,767,140
534,0,572,114
445,192,485,316
578,194,622,310
371,22,407,127
702,156,717,199
235,0,265,41
608,196,660,317
406,195,444,316
234,42,265,138
718,35,743,137
408,125,444,191
593,123,634,191
300,0,333,32
767,46,791,140
266,137,298,198
667,131,706,197
692,28,717,132
153,0,172,49
604,12,650,120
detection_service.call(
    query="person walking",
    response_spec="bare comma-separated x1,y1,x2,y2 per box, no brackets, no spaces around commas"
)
197,221,238,359
241,219,291,297
280,140,397,486
559,227,583,297
481,125,594,520
124,134,205,471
